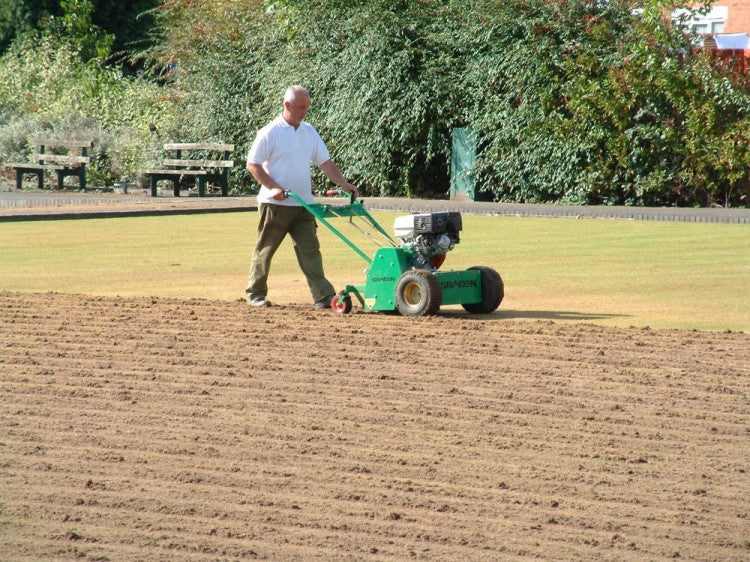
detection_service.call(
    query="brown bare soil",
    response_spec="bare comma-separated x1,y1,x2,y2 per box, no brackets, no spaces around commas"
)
1,291,748,561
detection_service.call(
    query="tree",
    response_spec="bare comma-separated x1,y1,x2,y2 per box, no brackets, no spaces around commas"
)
90,0,159,67
0,0,159,67
40,0,748,206
0,0,60,53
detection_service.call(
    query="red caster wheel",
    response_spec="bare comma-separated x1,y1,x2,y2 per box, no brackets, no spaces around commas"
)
332,294,352,314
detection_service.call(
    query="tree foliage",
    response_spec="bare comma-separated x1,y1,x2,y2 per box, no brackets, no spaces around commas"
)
0,33,178,185
0,0,59,53
0,0,159,66
2,0,749,206
0,0,172,186
144,0,750,206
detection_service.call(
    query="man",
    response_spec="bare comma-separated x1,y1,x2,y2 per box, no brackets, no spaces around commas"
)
245,85,358,309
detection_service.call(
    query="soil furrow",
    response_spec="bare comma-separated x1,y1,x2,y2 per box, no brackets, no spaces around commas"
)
1,292,748,561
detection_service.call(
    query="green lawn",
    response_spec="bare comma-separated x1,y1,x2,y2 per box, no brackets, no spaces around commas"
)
1,211,748,331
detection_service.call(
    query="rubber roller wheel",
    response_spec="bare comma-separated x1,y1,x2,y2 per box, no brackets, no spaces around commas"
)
395,269,442,316
461,266,503,314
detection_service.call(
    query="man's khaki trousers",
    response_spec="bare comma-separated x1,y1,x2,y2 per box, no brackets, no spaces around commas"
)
246,203,335,302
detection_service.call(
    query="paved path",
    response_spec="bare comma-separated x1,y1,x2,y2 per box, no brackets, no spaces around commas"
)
1,187,749,223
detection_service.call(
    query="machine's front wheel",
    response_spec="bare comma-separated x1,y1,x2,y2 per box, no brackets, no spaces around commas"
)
461,266,504,314
395,270,442,316
332,294,352,314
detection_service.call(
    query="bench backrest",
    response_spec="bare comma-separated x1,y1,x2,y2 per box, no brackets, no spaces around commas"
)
32,139,93,166
163,143,234,170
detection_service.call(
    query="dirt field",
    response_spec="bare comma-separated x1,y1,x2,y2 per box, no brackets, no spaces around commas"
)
1,291,748,561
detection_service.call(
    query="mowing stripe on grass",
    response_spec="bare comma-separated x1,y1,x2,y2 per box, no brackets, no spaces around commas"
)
0,211,748,331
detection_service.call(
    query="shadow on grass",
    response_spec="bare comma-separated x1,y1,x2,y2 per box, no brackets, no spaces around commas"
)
440,308,630,322
499,309,630,321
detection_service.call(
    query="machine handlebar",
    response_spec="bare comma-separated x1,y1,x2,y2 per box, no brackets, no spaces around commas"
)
325,188,356,204
283,189,357,205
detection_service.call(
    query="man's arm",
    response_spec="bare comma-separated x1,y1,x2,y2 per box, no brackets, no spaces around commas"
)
247,162,285,200
319,160,358,198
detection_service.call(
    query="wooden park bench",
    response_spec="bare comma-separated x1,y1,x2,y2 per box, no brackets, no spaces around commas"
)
6,139,93,190
141,142,235,197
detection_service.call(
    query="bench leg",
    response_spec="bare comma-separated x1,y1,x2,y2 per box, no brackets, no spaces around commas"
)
173,179,180,197
150,176,158,197
56,170,64,190
79,169,86,191
198,176,206,197
36,171,44,190
221,177,228,197
15,170,23,190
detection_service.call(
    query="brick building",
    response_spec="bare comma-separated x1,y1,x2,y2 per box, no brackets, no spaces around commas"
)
680,2,750,34
677,2,750,49
718,1,750,33
677,2,750,71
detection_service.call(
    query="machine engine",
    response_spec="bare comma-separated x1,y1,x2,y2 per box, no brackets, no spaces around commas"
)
393,212,462,268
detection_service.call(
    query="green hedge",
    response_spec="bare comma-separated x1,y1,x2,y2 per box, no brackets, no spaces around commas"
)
146,0,750,207
0,33,178,186
3,0,749,206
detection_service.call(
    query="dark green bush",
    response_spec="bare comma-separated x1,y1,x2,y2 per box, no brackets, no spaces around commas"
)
5,0,745,206
148,0,750,206
0,32,179,186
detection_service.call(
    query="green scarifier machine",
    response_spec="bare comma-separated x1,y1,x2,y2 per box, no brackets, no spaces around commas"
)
285,190,504,316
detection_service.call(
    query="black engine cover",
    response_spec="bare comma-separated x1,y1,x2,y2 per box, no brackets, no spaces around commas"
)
413,212,462,235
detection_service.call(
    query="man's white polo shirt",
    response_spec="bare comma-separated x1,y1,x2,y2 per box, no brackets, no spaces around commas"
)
247,115,330,206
